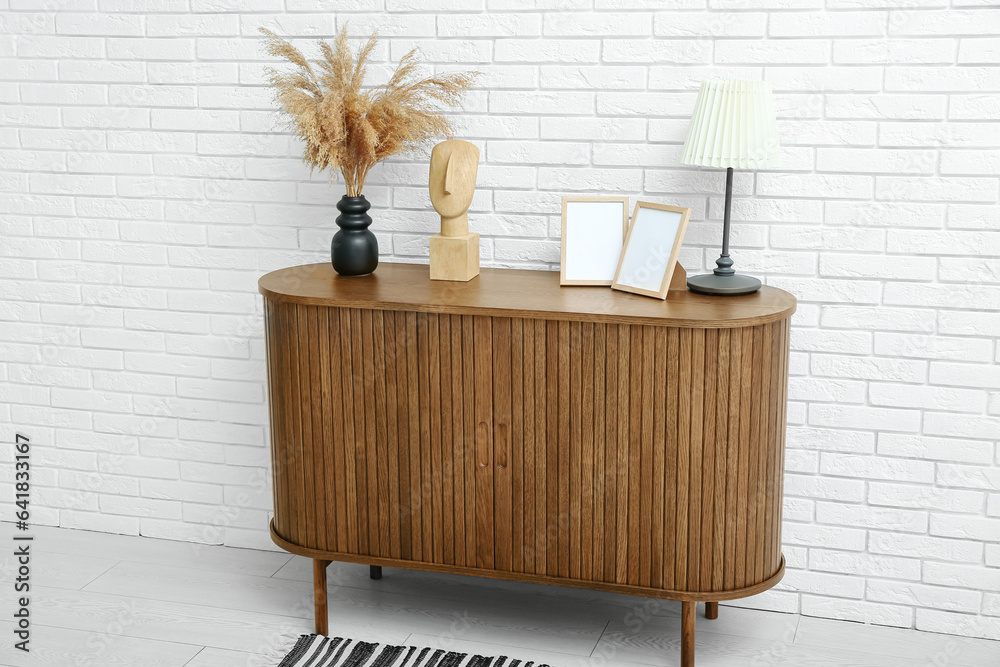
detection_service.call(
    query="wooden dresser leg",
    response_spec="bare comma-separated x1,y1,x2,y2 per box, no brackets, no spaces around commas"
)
370,565,382,580
705,601,719,620
313,559,331,636
681,601,696,667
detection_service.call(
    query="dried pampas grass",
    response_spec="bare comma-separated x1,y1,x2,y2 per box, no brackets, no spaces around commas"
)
261,26,478,197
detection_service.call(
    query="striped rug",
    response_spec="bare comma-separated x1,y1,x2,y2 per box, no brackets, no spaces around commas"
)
277,635,551,667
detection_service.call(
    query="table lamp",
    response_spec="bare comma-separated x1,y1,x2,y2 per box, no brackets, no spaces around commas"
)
681,79,781,296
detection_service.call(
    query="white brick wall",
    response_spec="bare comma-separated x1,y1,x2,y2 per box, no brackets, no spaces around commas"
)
1,2,998,642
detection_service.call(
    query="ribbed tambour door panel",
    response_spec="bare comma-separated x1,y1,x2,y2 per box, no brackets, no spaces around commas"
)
265,301,789,595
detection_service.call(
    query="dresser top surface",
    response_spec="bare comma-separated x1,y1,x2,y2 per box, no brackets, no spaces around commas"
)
259,262,796,327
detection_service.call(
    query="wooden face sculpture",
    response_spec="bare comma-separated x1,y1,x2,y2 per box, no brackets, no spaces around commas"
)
429,139,480,235
428,140,481,281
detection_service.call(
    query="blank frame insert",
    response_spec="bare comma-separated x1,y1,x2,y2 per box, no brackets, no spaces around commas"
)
560,197,629,286
612,202,691,300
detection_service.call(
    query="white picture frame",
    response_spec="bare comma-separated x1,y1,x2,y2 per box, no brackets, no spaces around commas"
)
560,196,629,286
612,201,691,300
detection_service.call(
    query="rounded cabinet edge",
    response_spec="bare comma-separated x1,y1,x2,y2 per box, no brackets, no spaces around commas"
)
269,520,785,603
259,265,797,330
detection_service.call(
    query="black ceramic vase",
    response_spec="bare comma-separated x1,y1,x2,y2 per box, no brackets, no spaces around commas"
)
332,194,378,276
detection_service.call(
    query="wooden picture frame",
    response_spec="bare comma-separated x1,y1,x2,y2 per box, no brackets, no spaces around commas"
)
612,201,691,300
560,196,630,286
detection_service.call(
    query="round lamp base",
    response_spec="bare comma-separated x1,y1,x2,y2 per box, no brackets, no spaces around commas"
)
687,273,762,296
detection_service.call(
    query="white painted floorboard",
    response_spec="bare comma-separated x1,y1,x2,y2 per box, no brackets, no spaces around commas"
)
1,526,997,666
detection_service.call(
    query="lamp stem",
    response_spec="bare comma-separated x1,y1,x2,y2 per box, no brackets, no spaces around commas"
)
714,167,736,277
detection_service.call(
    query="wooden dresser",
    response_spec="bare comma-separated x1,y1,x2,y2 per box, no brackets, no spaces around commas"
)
259,262,795,667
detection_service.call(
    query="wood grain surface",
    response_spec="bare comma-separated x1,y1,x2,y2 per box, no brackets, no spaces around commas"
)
263,266,793,601
259,262,795,329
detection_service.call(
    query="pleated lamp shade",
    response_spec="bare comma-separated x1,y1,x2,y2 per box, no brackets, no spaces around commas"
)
680,79,781,170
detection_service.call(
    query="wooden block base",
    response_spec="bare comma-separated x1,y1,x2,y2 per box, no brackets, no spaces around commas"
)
430,233,479,282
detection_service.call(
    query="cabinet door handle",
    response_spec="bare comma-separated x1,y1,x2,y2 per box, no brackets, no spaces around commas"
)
476,421,490,468
496,422,508,469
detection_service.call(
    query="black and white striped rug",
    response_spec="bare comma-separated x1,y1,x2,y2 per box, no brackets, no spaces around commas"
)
277,635,551,667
